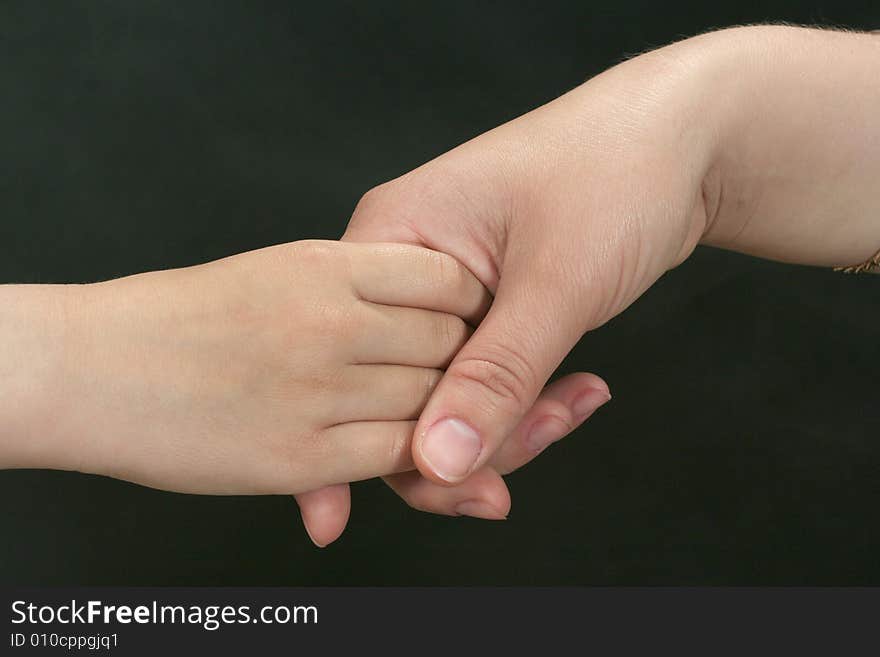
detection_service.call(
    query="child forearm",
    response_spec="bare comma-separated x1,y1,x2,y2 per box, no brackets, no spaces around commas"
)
0,284,77,470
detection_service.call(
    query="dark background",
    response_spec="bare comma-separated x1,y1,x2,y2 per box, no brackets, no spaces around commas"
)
1,1,878,585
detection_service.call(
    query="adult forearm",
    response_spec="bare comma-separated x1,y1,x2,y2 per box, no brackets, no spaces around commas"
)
695,25,880,267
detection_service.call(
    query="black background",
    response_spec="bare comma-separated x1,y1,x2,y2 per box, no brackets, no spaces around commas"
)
1,1,878,585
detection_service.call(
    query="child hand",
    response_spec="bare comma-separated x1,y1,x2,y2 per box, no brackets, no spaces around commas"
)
8,240,490,495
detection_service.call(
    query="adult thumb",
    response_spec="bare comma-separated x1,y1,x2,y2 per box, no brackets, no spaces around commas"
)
412,273,587,485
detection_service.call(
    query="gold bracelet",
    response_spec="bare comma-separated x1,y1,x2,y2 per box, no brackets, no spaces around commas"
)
833,247,880,274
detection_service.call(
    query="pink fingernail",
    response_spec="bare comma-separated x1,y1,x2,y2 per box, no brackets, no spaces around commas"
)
571,387,611,422
303,523,327,549
454,500,507,520
525,416,572,454
419,418,482,482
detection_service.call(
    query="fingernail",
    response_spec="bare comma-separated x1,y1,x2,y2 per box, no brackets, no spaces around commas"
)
419,418,481,482
454,500,507,520
303,523,327,549
525,416,573,454
572,387,611,423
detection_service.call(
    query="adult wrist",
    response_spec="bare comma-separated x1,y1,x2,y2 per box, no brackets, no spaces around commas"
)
644,27,764,253
685,25,880,264
591,28,743,270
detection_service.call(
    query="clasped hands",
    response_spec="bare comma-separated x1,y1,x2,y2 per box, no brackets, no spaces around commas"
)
52,237,610,541
6,26,878,547
48,239,610,546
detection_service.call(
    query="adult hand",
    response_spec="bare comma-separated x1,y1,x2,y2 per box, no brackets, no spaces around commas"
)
297,25,880,545
294,33,704,544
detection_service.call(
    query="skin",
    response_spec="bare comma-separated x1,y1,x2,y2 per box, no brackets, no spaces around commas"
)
2,24,877,548
0,240,502,495
296,25,880,545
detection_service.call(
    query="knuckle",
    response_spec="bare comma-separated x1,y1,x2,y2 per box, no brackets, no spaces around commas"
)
421,368,443,403
424,245,472,294
283,240,353,301
385,423,413,472
282,300,355,357
427,248,453,287
320,301,358,340
350,175,436,240
290,239,345,270
352,183,398,223
268,431,322,495
406,369,442,418
436,313,467,351
448,345,537,413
